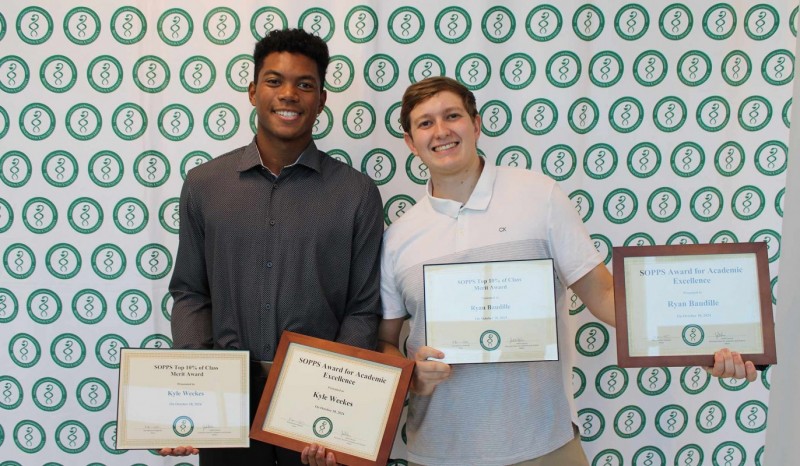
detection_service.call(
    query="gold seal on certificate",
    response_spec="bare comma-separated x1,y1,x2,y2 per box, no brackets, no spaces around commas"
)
423,259,558,364
613,242,777,368
116,349,250,449
251,332,413,466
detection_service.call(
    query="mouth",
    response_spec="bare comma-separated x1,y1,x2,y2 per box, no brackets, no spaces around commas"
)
432,142,459,152
273,110,301,120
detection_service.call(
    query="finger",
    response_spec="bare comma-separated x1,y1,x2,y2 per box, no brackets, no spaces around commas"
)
731,352,746,379
301,446,310,465
722,348,735,378
745,361,757,382
326,451,337,466
158,448,172,456
415,346,445,361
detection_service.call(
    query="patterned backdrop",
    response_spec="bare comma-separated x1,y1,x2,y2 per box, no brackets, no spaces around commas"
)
0,1,794,465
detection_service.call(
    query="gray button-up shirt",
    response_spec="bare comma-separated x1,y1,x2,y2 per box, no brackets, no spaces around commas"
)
169,140,384,361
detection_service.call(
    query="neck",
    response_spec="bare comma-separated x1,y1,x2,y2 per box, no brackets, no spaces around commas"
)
430,156,484,205
255,132,311,174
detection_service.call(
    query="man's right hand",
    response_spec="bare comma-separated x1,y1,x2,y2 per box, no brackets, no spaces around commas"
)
411,346,451,396
159,446,199,456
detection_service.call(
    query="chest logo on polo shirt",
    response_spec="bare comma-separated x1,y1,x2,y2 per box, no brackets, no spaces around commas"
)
498,227,507,232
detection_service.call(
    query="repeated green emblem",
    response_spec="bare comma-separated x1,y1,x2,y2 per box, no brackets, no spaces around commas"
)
575,322,609,357
162,292,173,322
714,141,745,177
633,50,668,86
64,7,101,45
117,290,152,325
572,367,586,398
0,56,30,93
134,151,171,187
388,7,424,44
541,144,576,181
609,97,643,133
87,55,123,93
3,243,35,279
632,446,666,465
142,334,173,349
111,6,146,44
690,187,724,222
133,56,171,93
181,151,212,179
384,194,414,224
500,53,534,90
32,377,66,412
497,146,532,170
158,8,193,46
592,450,623,466
100,421,125,454
782,98,792,128
596,365,628,399
22,197,57,234
573,4,605,41
568,98,599,134
721,51,752,86
0,106,8,139
158,104,194,141
251,7,287,40
204,103,240,140
0,288,18,323
613,405,645,438
364,54,399,92
91,244,126,280
226,54,253,92
136,244,173,280
327,149,352,167
522,98,558,135
361,149,396,186
775,188,785,217
667,231,699,245
670,142,705,177
624,232,655,247
636,367,671,395
45,244,82,280
204,7,239,45
72,289,107,324
744,4,779,40
95,334,128,369
77,378,111,412
677,51,711,86
404,154,429,185
697,400,726,433
456,53,491,90
731,185,765,220
55,420,90,453
653,96,686,132
160,198,180,234
482,6,515,43
680,366,711,395
480,100,511,137
19,103,55,140
42,150,78,188
710,230,739,244
345,6,377,43
526,5,562,41
615,4,649,40
180,56,216,93
435,6,472,43
27,289,62,324
343,102,376,139
66,103,102,140
409,54,446,84
659,3,693,40
13,419,46,453
583,144,616,179
591,234,613,264
627,143,661,178
0,375,23,410
40,55,77,93
546,51,581,88
735,400,767,433
312,107,333,140
577,408,605,441
50,333,86,369
712,441,745,466
588,51,622,87
737,96,771,131
327,56,355,92
676,444,704,466
9,333,41,368
647,187,680,222
603,188,638,224
17,7,53,45
754,141,787,176
655,404,688,437
750,229,781,263
703,4,736,40
299,8,335,42
88,150,124,188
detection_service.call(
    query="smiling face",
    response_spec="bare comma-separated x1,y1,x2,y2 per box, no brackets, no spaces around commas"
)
404,91,482,178
248,51,327,147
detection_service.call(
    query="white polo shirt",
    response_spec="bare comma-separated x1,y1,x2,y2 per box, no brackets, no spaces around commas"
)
381,161,602,466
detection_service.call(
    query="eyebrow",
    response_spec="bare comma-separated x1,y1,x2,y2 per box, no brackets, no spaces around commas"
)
412,106,465,122
260,69,318,82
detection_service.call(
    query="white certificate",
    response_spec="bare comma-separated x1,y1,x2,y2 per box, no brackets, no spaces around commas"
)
624,253,764,357
423,259,558,364
116,349,249,449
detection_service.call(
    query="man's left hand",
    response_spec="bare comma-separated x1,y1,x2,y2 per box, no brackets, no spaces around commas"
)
706,348,757,382
301,444,338,466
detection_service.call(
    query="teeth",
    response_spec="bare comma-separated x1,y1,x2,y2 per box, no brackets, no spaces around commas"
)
433,142,457,152
275,111,299,118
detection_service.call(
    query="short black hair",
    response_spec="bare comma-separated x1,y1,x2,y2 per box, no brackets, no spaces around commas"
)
253,28,329,84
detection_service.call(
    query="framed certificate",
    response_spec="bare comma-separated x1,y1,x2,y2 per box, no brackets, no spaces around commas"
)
251,331,413,466
613,242,777,368
423,259,558,364
116,349,250,449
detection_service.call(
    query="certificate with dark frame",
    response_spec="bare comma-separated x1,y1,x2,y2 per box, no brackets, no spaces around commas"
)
613,242,776,368
250,332,413,466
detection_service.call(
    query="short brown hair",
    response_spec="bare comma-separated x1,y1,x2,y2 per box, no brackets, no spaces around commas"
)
400,77,478,133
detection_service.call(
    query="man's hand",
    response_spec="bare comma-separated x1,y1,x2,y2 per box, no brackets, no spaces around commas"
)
302,444,338,466
411,346,451,396
705,348,757,382
158,446,199,456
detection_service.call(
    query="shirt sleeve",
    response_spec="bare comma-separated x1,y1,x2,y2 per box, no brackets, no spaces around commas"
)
335,180,384,350
168,177,214,349
380,232,407,320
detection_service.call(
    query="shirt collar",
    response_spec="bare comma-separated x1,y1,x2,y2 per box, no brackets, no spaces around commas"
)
236,138,322,174
427,158,496,218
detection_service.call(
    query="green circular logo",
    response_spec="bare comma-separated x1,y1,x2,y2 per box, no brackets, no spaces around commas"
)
568,289,586,316
750,229,781,263
345,6,378,43
204,7,240,45
13,420,45,453
112,102,147,140
573,4,605,40
313,417,333,438
609,97,644,133
591,234,613,264
327,55,355,92
775,188,785,217
613,405,645,438
711,230,739,244
343,102,376,139
72,289,107,324
0,55,30,93
680,366,711,395
480,100,512,137
327,149,352,167
3,243,36,279
479,330,501,351
159,198,180,234
712,441,745,466
180,56,216,94
754,140,787,176
681,324,705,346
0,375,23,410
95,334,128,369
603,188,638,224
226,54,253,93
731,185,765,220
456,53,491,90
761,365,772,390
737,96,771,131
117,289,152,325
546,51,581,88
690,187,724,222
64,7,101,45
9,333,41,368
251,7,288,40
40,55,77,93
577,408,605,441
499,53,534,90
68,198,103,234
26,289,62,324
703,3,737,39
88,151,124,188
497,146,532,170
409,54,445,85
633,447,666,465
405,154,429,185
0,106,8,139
652,96,687,133
42,150,78,188
0,199,12,234
383,195,416,226
714,141,745,177
361,149,396,186
589,51,623,87
136,244,173,280
568,190,594,223
783,98,792,128
659,4,693,40
158,104,194,141
17,7,54,45
522,98,558,135
298,8,335,42
100,421,125,455
435,6,472,43
592,449,623,466
388,7,425,44
111,6,146,44
744,4,779,40
134,151,171,187
633,50,668,86
157,8,193,46
541,144,576,181
721,50,752,86
180,151,212,179
87,55,123,93
141,334,173,349
583,144,617,179
677,51,711,86
572,367,586,398
647,187,681,222
576,322,610,357
22,197,58,234
596,365,629,399
32,377,66,412
133,56,170,93
91,244,127,280
172,416,195,437
66,103,102,140
735,400,767,433
204,103,239,140
667,231,699,245
615,4,649,40
569,98,600,134
384,102,404,139
46,244,82,280
697,400,727,433
792,6,800,37
636,367,671,395
526,5,562,41
77,377,111,412
50,333,87,369
364,54,399,92
312,107,333,140
627,143,661,178
670,142,705,177
482,6,515,43
19,103,56,140
0,288,19,323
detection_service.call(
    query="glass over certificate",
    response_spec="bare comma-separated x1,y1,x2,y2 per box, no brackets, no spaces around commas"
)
613,243,776,367
423,259,558,364
251,332,413,466
116,349,249,449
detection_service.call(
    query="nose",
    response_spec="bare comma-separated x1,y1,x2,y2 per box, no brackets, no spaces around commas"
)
432,119,450,138
277,83,298,101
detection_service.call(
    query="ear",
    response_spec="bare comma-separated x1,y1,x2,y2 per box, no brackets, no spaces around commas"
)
318,89,327,114
403,131,418,156
472,113,481,142
248,81,256,106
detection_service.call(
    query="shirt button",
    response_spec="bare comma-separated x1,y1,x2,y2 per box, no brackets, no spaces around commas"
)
265,304,271,310
267,261,273,268
269,219,276,226
265,344,271,351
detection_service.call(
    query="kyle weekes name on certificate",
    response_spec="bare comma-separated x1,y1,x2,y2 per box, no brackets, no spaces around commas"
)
639,265,744,314
299,357,388,411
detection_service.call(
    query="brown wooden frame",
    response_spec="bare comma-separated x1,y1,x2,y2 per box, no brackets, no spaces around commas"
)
250,331,413,466
613,242,776,368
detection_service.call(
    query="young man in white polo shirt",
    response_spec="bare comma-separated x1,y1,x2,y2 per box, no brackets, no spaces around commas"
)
377,77,757,466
